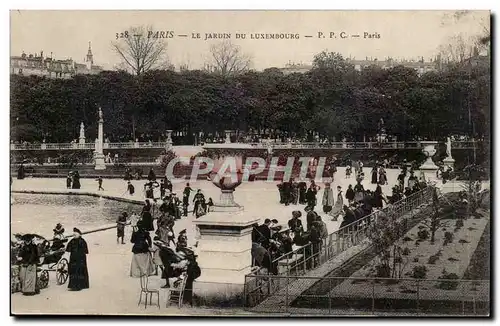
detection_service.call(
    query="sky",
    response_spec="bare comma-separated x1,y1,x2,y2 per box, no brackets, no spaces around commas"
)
10,10,490,71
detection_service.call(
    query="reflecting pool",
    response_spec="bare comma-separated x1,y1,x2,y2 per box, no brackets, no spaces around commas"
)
11,194,142,237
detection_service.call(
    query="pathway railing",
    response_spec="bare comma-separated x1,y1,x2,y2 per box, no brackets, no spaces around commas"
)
245,186,434,306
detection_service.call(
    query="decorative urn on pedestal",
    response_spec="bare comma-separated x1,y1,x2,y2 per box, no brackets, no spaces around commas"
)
419,141,439,184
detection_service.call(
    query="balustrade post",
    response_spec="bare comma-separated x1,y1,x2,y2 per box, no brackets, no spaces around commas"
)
328,277,332,314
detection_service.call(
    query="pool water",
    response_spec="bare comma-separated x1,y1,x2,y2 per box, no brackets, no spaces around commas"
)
11,194,141,237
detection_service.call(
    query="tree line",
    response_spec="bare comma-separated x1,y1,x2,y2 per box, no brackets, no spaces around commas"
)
10,51,490,144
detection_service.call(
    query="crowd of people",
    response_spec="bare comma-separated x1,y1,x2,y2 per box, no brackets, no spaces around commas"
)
252,160,429,275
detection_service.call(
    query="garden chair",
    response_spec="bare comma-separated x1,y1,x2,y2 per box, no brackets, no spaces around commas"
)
166,273,187,308
138,273,160,309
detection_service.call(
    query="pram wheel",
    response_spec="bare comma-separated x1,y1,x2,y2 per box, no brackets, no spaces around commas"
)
38,270,49,289
56,258,69,285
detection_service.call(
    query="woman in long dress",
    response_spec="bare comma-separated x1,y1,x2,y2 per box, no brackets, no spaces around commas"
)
321,183,334,214
66,228,89,291
17,234,40,295
330,186,344,221
130,221,155,278
371,166,378,184
378,167,387,185
141,200,155,232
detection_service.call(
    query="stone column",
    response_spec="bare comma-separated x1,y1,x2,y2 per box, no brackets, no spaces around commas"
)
192,212,259,299
166,129,173,150
94,108,106,170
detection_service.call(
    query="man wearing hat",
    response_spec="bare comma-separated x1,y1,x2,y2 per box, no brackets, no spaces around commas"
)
177,229,188,251
255,219,272,249
65,228,90,291
288,211,304,235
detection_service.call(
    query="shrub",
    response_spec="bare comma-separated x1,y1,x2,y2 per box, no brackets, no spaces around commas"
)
443,232,454,246
402,247,411,256
375,263,391,278
448,257,459,262
428,255,439,264
437,272,460,290
412,265,427,279
459,239,470,244
413,257,419,263
455,219,464,229
403,236,413,242
417,229,429,241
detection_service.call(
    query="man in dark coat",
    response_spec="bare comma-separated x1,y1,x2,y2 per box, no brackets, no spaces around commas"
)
183,256,201,306
66,228,89,291
147,168,156,181
288,211,304,234
306,211,318,232
71,171,81,189
17,164,26,180
255,219,272,249
345,184,355,204
298,180,307,204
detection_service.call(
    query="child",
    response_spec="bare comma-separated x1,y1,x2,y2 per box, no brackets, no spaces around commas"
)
127,181,135,196
345,166,352,179
116,212,128,244
96,176,104,191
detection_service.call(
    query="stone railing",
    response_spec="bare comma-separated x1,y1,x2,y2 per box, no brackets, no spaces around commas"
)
10,140,481,151
11,142,170,151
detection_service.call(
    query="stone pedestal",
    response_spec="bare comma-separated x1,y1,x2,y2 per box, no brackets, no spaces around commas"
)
211,190,244,212
443,157,455,171
166,129,173,150
94,152,106,170
192,212,259,300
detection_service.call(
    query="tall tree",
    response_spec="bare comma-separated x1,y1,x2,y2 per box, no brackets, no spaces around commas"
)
111,25,170,75
206,40,252,77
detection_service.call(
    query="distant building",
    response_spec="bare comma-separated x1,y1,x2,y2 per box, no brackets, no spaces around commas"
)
10,42,103,78
280,56,443,76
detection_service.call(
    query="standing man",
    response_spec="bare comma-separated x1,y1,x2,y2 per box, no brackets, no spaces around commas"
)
65,228,90,291
182,183,194,217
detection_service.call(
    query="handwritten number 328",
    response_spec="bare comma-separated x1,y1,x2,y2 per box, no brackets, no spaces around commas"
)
116,32,129,39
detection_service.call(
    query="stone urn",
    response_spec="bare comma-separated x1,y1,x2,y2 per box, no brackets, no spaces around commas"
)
208,156,244,212
419,141,439,184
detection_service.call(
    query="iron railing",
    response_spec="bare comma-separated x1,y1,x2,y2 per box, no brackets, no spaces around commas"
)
244,275,489,315
259,186,434,278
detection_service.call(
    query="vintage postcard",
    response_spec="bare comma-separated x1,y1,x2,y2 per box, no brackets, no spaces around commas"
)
10,10,491,316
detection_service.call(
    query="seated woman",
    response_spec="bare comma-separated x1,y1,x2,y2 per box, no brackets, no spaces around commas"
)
51,223,67,251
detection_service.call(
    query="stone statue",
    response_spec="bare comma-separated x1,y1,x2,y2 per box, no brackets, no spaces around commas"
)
446,137,452,158
98,107,103,120
79,122,85,136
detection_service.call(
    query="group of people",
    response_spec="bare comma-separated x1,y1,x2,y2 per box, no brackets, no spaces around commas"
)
122,199,201,306
14,224,90,296
65,171,81,189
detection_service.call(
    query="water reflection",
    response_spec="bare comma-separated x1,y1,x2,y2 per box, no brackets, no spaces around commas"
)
11,194,141,237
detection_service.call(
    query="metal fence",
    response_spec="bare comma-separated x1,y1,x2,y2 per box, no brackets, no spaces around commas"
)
265,186,432,277
244,275,489,315
245,186,434,306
